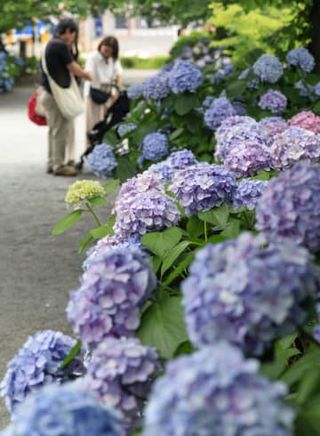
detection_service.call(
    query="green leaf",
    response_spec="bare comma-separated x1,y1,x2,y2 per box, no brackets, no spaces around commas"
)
115,155,137,183
281,347,320,388
296,368,320,405
152,256,162,274
52,210,83,236
313,102,320,115
174,341,194,357
141,227,183,259
60,340,82,369
79,232,95,254
163,251,195,286
220,218,241,239
90,215,115,239
161,241,192,277
261,348,300,381
169,128,184,141
137,295,188,359
295,395,320,436
174,93,200,116
103,179,120,196
186,216,204,239
198,204,230,227
88,196,107,207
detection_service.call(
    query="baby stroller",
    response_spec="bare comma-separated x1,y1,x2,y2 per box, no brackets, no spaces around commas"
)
76,90,130,170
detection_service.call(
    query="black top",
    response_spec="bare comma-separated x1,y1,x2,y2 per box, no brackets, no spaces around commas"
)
41,38,73,94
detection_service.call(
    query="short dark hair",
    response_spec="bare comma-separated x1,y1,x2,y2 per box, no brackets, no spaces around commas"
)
55,18,79,36
98,36,119,60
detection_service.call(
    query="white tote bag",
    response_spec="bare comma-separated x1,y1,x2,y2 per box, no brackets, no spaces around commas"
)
42,50,83,120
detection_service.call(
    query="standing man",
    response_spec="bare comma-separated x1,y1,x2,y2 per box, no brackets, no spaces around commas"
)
41,18,92,176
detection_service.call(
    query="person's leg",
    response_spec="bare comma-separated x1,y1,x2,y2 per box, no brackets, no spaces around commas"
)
40,91,76,176
65,120,75,165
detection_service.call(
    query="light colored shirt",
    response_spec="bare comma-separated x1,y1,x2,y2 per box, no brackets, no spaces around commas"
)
83,51,123,97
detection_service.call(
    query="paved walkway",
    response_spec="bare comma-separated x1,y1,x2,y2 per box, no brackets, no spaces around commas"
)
0,69,154,427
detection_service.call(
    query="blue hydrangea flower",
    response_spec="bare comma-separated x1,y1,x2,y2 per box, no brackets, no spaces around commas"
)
67,245,156,348
117,123,137,137
113,172,180,238
253,55,284,83
204,97,236,130
142,72,170,100
232,100,247,115
314,82,320,96
169,163,236,216
83,337,159,428
148,149,197,183
270,126,320,170
168,60,202,94
141,132,169,162
258,89,287,113
287,48,315,72
256,160,320,253
294,80,312,97
233,179,268,210
182,232,320,355
212,63,234,84
86,143,117,178
143,342,295,436
127,83,143,100
0,383,125,436
1,330,82,413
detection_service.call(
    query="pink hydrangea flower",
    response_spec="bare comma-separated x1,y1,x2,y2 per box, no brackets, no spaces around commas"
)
288,111,320,133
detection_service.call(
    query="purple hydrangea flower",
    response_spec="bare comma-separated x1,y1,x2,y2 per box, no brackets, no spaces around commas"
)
222,140,272,177
313,304,320,343
127,83,143,100
144,342,295,436
182,232,320,355
169,163,236,216
270,126,320,170
117,123,137,137
211,63,233,84
113,172,180,238
142,73,170,100
204,97,236,130
215,115,256,144
233,179,268,210
1,383,125,436
256,160,320,253
148,149,197,183
83,234,141,271
294,80,312,97
258,89,287,113
168,60,202,94
253,55,284,83
1,331,82,413
259,116,288,136
141,132,169,162
67,245,156,348
86,143,117,178
82,337,159,427
287,47,315,72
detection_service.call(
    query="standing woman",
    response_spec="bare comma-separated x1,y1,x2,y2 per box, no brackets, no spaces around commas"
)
84,36,123,147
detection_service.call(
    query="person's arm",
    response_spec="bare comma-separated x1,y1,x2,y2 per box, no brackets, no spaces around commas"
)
113,60,123,86
68,61,92,81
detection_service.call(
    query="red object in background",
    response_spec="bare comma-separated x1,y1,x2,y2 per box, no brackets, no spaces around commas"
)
27,92,47,126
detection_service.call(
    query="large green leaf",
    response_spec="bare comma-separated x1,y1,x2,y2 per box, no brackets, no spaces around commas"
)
174,93,200,116
87,196,107,207
115,155,137,182
79,232,95,254
90,215,115,239
295,395,320,436
163,251,195,286
52,210,83,236
103,179,120,196
137,295,189,359
187,216,204,239
161,240,192,277
141,227,183,259
198,204,230,227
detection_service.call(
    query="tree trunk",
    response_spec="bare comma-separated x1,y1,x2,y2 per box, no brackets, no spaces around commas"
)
309,0,320,72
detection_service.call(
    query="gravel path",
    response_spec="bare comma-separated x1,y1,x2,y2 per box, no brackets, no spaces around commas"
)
0,69,154,427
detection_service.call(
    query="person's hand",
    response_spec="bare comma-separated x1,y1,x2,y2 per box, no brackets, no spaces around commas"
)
83,70,93,81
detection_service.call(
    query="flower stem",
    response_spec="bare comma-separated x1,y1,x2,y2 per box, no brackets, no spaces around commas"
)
204,221,208,242
86,202,102,227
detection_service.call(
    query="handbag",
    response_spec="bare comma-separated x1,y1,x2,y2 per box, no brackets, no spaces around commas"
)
41,51,83,120
90,87,111,104
27,90,47,126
